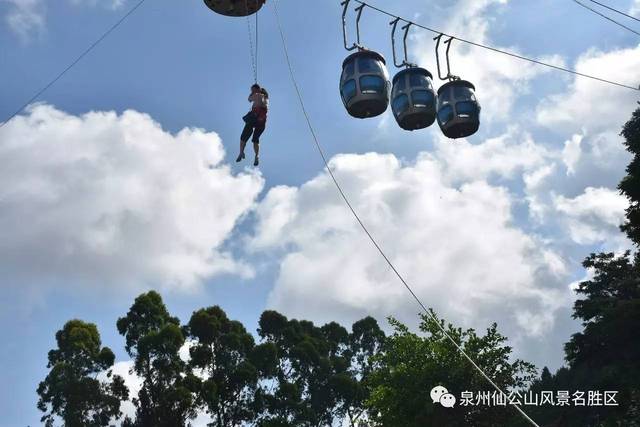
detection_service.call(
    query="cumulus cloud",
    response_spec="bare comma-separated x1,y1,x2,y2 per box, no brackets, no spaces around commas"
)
537,44,640,134
522,41,638,223
2,0,126,40
250,151,572,344
2,0,45,41
430,127,550,184
524,45,638,227
554,187,628,246
631,0,640,17
0,104,264,293
68,0,125,10
562,134,583,176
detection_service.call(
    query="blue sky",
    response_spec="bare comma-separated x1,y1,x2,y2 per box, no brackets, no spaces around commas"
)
1,0,640,425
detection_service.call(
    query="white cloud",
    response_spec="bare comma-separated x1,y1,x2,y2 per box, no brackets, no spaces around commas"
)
250,152,572,342
554,187,628,246
631,0,640,17
522,129,631,228
0,104,264,293
2,0,126,40
431,127,550,184
2,0,45,41
562,134,583,176
69,0,125,10
537,44,640,134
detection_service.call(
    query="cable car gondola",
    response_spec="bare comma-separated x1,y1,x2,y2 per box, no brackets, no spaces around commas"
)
391,67,437,130
436,79,480,139
433,34,481,139
339,0,390,119
340,50,390,118
389,20,437,131
203,0,265,17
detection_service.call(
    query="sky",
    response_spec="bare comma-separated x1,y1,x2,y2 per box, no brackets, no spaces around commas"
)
1,0,639,425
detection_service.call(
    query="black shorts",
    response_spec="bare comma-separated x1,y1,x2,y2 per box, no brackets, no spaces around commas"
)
241,121,266,144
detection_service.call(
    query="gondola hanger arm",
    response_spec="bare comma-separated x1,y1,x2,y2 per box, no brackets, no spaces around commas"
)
341,0,366,51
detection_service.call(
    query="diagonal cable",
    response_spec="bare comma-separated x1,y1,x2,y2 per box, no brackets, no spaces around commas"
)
0,0,147,128
572,0,640,36
585,0,640,23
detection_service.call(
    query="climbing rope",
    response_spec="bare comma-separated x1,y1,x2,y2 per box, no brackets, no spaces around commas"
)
245,0,259,83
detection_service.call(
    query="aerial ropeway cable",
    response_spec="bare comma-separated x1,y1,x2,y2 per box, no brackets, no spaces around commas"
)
351,0,640,92
572,0,640,37
583,0,640,23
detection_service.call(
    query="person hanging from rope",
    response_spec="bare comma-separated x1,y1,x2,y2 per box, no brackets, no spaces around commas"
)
237,84,269,166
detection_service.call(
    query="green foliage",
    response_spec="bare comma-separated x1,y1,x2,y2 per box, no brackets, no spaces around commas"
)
531,251,640,426
254,311,385,427
38,296,538,426
338,316,385,426
186,305,259,426
366,311,536,427
117,291,197,427
619,107,640,245
37,319,129,427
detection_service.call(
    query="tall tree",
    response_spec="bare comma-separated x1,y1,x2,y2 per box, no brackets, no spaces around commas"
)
255,311,381,426
332,316,385,426
253,311,386,426
37,319,128,427
525,107,640,427
186,305,260,426
619,106,640,246
556,107,640,426
117,291,197,427
366,311,536,427
255,310,334,426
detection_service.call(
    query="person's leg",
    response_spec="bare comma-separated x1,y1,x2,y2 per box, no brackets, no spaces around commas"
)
252,142,260,166
238,123,253,162
252,126,265,166
236,140,247,162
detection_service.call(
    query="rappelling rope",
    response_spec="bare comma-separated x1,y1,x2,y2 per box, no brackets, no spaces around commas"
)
245,0,258,83
271,0,540,425
256,9,259,82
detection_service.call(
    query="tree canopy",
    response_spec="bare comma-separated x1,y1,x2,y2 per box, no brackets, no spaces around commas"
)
37,319,128,427
367,311,535,427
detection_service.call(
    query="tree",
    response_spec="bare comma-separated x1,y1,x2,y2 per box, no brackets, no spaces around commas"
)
366,311,536,427
333,316,385,426
253,311,383,426
186,305,260,426
619,106,640,246
37,319,128,427
525,107,640,427
116,291,197,427
255,310,335,426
